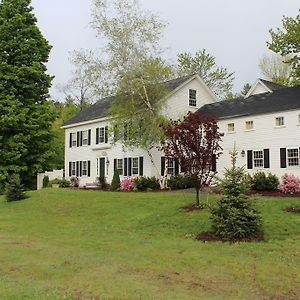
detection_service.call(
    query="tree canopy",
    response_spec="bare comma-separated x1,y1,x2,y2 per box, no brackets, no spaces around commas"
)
177,50,235,99
268,10,300,85
0,0,55,190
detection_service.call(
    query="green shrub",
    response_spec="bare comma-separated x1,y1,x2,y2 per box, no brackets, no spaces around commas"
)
210,148,262,241
135,177,160,191
110,170,120,191
48,178,70,188
251,172,279,191
42,175,49,188
167,175,194,190
5,175,28,202
97,176,109,190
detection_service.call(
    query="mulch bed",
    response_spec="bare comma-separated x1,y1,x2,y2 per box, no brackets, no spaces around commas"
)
196,232,264,243
286,206,300,214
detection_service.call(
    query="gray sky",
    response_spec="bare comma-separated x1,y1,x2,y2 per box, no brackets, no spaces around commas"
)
31,0,299,100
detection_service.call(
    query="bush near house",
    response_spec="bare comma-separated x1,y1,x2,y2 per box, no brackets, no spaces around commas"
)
110,170,120,191
135,176,160,191
279,174,300,195
251,172,279,191
167,175,195,190
120,177,135,191
42,176,49,188
48,178,71,188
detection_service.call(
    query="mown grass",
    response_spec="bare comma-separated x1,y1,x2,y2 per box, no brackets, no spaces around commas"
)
0,189,299,300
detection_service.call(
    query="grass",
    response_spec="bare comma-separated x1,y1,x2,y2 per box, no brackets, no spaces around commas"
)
0,189,299,300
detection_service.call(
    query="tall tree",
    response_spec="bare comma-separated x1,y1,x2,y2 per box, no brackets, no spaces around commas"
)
259,53,293,86
74,0,174,188
177,50,235,99
268,10,300,85
161,112,223,206
240,83,252,97
0,0,55,190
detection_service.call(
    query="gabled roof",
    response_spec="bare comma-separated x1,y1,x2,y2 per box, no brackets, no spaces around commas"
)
245,78,287,98
62,74,212,127
198,86,300,120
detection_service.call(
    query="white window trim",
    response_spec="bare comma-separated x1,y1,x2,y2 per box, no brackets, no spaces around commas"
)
117,159,123,176
245,120,254,131
98,127,105,144
253,149,264,169
71,133,77,148
286,148,299,168
132,157,139,176
188,89,197,107
167,159,175,176
227,123,235,133
82,161,88,177
82,130,88,146
275,116,285,127
71,162,76,176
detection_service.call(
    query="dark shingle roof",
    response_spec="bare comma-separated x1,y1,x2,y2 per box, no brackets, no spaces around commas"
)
198,86,300,120
63,75,194,127
259,78,286,91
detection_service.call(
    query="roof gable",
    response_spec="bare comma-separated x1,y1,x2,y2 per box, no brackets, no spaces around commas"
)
245,78,286,98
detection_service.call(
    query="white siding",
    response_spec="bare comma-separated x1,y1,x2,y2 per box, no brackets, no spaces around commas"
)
64,76,217,186
217,110,300,179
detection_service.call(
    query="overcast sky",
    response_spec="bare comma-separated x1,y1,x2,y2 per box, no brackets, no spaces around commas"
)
31,0,299,100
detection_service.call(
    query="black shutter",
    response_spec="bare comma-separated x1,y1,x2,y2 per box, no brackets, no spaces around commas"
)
264,149,270,168
105,126,108,143
247,150,253,169
76,161,79,176
212,154,217,172
88,161,91,177
69,162,72,177
124,158,128,176
175,159,179,176
80,161,83,177
280,148,287,168
139,157,144,176
96,128,99,144
161,157,165,176
69,133,72,148
88,129,91,145
80,131,83,146
77,132,80,147
114,159,117,171
128,158,132,176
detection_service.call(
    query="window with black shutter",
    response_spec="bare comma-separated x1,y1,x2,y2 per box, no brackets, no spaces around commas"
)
247,150,253,169
139,157,144,176
280,148,287,168
263,149,270,168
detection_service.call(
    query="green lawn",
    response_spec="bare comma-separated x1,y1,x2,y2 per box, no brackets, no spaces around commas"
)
0,189,299,300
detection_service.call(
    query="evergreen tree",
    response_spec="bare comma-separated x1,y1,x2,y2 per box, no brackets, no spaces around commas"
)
5,175,27,202
0,0,55,190
110,170,120,191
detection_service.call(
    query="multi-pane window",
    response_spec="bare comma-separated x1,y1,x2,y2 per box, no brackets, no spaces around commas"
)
275,116,284,126
228,123,235,133
245,121,254,130
82,131,88,146
71,133,77,147
71,162,76,176
82,161,88,176
117,159,123,175
132,157,139,175
189,89,197,107
287,148,299,167
98,127,105,143
253,150,264,168
167,159,175,175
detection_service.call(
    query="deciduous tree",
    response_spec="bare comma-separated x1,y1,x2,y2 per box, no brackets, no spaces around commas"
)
177,50,235,99
268,10,300,85
161,112,223,206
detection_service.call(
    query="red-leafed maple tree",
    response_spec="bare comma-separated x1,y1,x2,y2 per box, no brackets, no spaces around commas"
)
161,112,223,207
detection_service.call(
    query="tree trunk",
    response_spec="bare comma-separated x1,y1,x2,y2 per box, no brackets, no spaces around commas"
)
146,149,167,189
196,188,200,207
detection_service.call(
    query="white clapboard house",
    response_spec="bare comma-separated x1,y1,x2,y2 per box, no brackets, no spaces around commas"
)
62,76,300,186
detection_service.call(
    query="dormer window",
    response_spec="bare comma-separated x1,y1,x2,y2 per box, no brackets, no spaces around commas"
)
189,89,197,107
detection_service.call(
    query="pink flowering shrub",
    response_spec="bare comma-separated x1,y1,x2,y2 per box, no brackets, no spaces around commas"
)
278,174,300,194
120,177,135,191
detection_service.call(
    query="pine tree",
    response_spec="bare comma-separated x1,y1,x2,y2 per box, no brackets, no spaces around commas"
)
0,0,56,190
110,170,120,191
5,175,27,202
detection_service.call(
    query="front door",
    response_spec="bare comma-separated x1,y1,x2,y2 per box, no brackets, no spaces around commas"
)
99,157,106,177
